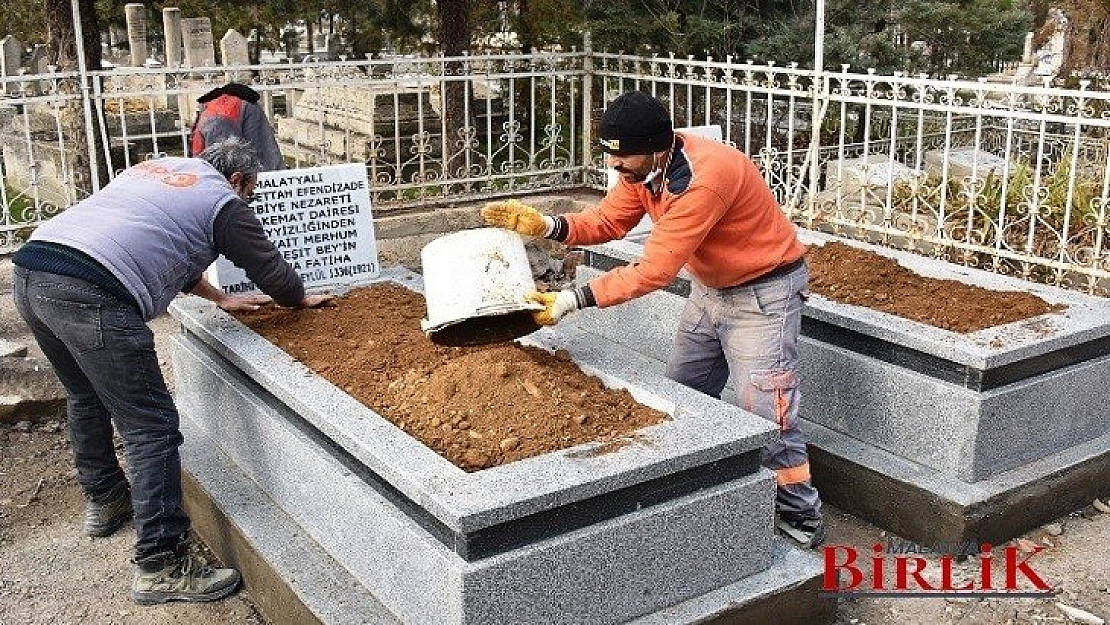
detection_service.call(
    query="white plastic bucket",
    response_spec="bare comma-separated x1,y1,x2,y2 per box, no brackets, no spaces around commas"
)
420,228,543,346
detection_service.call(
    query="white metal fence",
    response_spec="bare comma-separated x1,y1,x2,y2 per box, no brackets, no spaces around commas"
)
594,53,1110,295
2,50,1108,295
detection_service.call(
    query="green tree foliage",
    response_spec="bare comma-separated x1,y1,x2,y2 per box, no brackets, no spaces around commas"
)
899,0,1031,76
585,0,906,68
586,0,755,60
86,0,423,60
745,0,903,70
4,0,1041,78
0,0,44,43
586,0,1031,76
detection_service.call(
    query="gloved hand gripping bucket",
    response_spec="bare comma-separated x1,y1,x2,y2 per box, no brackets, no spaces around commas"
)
420,228,543,346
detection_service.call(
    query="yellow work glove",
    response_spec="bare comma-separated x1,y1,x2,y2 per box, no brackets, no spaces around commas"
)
525,290,579,326
481,199,549,238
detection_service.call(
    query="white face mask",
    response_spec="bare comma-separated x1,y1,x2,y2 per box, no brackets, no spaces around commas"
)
642,152,662,186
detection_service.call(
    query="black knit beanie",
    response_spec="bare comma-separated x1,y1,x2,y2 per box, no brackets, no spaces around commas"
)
598,92,673,156
197,82,262,104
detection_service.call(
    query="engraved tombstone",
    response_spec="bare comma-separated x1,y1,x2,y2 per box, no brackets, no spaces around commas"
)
181,17,216,68
220,29,250,81
124,3,148,66
163,8,183,68
1,36,23,95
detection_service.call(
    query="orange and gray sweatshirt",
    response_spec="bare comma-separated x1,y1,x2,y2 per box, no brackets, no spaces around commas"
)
189,83,285,171
547,132,806,309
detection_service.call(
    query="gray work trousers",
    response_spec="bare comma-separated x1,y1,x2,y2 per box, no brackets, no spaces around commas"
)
665,261,822,520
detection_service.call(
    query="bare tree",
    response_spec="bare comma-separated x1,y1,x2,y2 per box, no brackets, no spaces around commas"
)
44,0,103,198
436,0,473,175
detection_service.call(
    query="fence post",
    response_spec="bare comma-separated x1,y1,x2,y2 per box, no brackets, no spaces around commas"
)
803,0,827,224
70,0,101,193
581,29,593,186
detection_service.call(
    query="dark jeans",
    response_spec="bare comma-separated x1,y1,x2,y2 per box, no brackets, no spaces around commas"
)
13,267,189,558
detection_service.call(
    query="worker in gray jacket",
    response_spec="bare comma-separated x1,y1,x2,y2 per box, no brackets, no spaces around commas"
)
10,137,332,605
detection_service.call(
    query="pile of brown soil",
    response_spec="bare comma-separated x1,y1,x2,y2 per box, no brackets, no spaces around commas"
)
235,282,667,472
806,242,1063,333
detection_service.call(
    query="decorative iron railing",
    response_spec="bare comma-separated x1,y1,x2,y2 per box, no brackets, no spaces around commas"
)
592,53,1110,295
0,70,85,251
2,51,1107,295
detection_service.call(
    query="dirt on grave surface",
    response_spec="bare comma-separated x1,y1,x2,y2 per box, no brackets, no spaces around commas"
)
806,242,1064,333
2,304,1107,625
234,282,668,472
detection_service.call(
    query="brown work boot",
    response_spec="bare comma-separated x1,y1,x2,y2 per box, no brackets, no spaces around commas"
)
85,483,133,538
132,546,241,605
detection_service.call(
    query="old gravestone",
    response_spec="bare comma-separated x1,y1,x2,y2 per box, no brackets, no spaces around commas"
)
108,26,125,59
924,146,1008,182
124,3,148,66
162,7,183,69
220,29,249,82
206,163,380,293
181,17,216,68
27,44,48,95
1,36,22,95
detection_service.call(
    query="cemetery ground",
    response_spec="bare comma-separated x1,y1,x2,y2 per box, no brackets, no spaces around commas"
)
2,391,1107,625
0,261,1107,624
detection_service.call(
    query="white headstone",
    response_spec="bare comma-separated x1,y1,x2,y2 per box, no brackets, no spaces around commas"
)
924,147,1009,182
1,36,23,94
181,17,215,68
124,3,148,66
162,8,183,68
206,163,380,293
220,29,250,81
825,154,920,197
1022,32,1035,64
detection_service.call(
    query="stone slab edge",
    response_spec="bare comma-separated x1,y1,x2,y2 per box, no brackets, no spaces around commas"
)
806,418,1110,544
169,267,776,533
174,330,777,624
799,230,1110,368
182,407,824,625
180,414,401,625
581,231,1110,369
629,541,834,625
0,338,28,358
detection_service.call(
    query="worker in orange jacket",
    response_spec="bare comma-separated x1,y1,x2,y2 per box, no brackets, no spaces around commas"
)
482,91,824,548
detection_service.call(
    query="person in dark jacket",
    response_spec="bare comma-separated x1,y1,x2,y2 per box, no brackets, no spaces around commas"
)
11,137,332,605
189,82,285,171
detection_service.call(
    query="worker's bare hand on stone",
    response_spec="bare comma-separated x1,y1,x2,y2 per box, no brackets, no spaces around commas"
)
481,200,549,238
216,293,273,312
299,293,337,308
525,290,579,325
